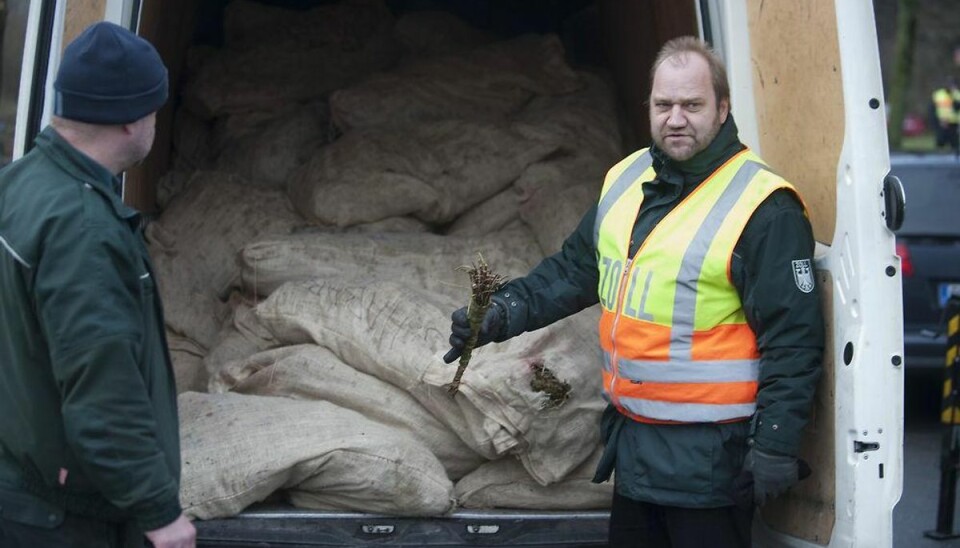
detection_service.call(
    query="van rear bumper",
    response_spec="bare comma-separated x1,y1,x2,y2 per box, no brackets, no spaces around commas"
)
195,506,611,547
904,330,949,369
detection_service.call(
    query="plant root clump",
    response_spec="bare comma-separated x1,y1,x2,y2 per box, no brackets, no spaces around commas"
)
447,253,507,395
529,360,570,409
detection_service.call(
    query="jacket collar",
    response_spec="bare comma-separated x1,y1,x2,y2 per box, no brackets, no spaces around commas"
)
650,116,746,189
35,126,139,221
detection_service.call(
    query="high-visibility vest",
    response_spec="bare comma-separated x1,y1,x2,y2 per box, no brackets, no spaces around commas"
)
593,148,801,424
933,88,960,125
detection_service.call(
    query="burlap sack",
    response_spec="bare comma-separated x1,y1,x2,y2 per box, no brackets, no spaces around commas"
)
287,120,559,226
513,70,624,163
420,307,606,486
236,228,543,302
393,10,494,57
215,344,486,480
253,278,605,485
507,71,624,254
214,102,334,188
155,169,193,210
329,34,583,131
446,186,522,236
455,446,613,510
210,109,286,156
181,36,399,119
146,172,304,349
171,108,214,173
168,332,208,394
179,392,455,519
223,0,394,52
518,168,601,255
203,296,279,384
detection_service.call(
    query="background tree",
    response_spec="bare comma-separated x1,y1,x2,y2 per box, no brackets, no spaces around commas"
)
887,0,917,148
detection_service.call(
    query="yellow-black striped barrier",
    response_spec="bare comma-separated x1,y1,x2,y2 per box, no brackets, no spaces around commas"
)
942,300,960,424
927,295,960,540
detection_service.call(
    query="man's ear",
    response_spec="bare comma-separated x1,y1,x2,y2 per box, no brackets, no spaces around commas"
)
719,98,730,124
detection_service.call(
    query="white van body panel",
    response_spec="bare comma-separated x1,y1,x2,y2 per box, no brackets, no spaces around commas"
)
12,1,45,161
708,1,903,547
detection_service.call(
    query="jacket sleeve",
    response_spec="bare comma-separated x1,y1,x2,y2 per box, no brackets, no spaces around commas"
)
495,205,601,339
736,190,825,457
32,205,182,530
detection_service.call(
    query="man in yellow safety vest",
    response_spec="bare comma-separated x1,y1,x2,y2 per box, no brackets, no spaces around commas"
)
932,77,960,157
443,36,823,548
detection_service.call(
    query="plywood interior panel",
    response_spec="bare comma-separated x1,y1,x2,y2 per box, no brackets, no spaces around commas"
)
747,0,842,245
760,270,836,545
63,0,106,48
125,0,198,214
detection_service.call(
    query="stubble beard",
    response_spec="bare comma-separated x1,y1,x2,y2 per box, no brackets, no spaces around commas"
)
656,115,723,163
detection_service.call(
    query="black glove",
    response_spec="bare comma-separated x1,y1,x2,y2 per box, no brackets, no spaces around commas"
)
736,448,810,507
442,302,503,364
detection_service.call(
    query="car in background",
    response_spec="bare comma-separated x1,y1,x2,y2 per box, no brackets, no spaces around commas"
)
892,155,960,370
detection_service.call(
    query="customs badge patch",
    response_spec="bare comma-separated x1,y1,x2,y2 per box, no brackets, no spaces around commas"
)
792,259,815,293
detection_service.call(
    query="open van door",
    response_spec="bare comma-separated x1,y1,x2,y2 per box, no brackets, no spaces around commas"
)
702,1,903,546
4,0,141,165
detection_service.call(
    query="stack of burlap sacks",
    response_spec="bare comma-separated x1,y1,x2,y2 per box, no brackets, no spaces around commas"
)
149,0,626,519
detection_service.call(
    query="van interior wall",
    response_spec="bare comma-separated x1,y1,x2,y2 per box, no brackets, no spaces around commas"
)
124,0,698,213
746,0,842,245
126,0,197,214
746,3,841,542
64,0,107,47
597,0,697,150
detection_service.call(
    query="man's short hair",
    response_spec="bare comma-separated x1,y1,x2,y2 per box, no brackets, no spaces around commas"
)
651,36,730,106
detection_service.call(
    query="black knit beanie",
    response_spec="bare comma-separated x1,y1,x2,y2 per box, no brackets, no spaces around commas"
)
54,22,168,125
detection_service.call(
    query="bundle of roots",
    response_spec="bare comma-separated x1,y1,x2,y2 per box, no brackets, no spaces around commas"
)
448,253,507,395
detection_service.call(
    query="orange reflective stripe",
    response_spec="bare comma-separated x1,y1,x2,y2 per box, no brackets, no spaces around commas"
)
610,375,758,405
599,312,614,352
600,311,670,360
691,324,760,360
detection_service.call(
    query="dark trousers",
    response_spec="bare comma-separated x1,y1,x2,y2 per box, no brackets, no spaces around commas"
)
936,123,960,156
608,492,753,548
0,513,146,548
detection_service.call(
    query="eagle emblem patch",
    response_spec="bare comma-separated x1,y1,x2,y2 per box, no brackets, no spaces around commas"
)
792,259,815,293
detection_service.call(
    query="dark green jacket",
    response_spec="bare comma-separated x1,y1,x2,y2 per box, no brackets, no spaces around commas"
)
492,117,824,507
0,127,182,531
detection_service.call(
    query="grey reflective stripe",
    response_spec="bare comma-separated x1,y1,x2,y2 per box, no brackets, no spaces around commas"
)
0,235,31,268
617,358,759,383
619,397,756,423
602,351,614,373
669,160,764,360
593,152,654,247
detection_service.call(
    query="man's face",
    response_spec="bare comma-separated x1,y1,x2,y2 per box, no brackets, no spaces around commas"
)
649,53,729,162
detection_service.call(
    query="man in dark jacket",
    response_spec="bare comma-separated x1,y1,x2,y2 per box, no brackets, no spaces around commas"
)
444,36,823,548
0,22,195,548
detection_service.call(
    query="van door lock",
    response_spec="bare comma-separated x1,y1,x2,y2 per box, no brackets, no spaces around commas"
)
854,441,880,453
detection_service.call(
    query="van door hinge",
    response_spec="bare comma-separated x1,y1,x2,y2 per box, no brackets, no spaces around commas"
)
854,441,880,453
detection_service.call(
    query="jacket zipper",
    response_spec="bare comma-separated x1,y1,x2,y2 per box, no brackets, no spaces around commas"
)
608,257,635,405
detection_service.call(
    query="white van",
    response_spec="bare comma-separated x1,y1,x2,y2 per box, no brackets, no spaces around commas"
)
2,0,903,546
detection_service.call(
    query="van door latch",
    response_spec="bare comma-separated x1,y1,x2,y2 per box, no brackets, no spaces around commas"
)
882,174,905,231
854,441,880,453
